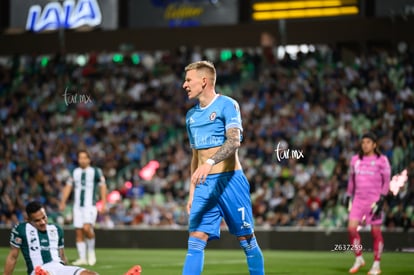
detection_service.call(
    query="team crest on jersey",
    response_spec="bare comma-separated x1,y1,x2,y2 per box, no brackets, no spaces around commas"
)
50,229,57,238
209,112,217,121
371,161,376,166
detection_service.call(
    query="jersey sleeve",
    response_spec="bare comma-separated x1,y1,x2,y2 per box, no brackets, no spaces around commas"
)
96,167,106,186
223,98,243,132
56,224,65,249
380,155,391,195
66,169,74,186
186,110,196,148
346,156,357,196
9,224,24,248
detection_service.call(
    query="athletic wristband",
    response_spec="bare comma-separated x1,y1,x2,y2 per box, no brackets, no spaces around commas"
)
206,158,215,166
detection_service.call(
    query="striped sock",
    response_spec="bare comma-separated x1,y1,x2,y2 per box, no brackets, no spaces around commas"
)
182,236,206,275
240,237,265,275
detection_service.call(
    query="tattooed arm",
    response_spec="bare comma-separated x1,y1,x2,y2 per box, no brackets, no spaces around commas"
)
190,128,241,185
210,128,241,164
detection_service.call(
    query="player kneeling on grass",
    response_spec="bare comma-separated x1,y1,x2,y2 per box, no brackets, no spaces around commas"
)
3,201,98,275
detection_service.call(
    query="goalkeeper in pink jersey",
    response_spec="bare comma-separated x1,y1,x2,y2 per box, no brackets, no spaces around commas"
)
344,132,391,275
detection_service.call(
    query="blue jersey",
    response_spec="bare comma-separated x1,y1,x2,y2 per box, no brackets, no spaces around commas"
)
186,94,243,149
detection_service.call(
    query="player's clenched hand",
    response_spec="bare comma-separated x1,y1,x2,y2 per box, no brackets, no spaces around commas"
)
342,195,352,211
191,163,213,185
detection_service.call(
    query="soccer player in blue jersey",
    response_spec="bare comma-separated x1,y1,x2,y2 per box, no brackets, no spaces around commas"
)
59,150,107,266
181,60,265,275
3,201,98,275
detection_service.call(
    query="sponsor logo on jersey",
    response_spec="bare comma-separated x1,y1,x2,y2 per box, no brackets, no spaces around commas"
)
40,246,51,251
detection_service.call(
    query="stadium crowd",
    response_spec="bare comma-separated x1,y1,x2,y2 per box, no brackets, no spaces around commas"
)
0,44,413,231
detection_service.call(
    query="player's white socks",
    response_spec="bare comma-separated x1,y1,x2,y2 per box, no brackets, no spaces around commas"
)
86,238,95,253
356,255,364,262
76,241,87,260
372,260,380,269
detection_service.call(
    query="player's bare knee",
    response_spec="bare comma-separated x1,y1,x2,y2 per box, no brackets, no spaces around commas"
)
83,224,94,236
189,231,208,241
348,220,359,229
237,233,254,241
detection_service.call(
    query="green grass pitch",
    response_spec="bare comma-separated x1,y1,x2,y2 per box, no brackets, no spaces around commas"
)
2,248,413,274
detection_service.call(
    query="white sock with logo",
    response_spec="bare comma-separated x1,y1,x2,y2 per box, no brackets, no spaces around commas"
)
86,238,95,253
76,241,87,260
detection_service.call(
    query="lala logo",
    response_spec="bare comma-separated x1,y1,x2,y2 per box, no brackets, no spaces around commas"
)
26,0,102,32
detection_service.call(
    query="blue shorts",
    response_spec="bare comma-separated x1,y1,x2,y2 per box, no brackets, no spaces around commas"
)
189,170,255,240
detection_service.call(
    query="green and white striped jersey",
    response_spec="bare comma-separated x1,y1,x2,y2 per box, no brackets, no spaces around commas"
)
9,222,64,274
67,166,105,208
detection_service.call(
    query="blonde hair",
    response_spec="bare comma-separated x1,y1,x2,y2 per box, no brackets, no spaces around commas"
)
185,60,216,86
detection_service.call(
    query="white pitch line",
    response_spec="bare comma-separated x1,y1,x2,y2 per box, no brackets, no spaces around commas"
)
97,265,114,269
149,259,245,267
207,260,246,265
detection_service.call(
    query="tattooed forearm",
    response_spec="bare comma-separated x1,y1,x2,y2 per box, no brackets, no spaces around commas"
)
211,128,241,164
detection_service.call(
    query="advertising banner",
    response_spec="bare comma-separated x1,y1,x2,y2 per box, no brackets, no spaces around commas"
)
128,0,239,28
10,0,118,32
375,0,414,17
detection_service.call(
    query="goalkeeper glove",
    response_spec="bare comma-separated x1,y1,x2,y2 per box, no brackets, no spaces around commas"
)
342,195,352,211
371,195,385,216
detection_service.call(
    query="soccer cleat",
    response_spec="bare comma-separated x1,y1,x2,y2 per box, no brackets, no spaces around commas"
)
349,256,365,274
88,251,97,266
124,265,142,275
367,262,381,275
34,266,48,275
72,258,88,265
